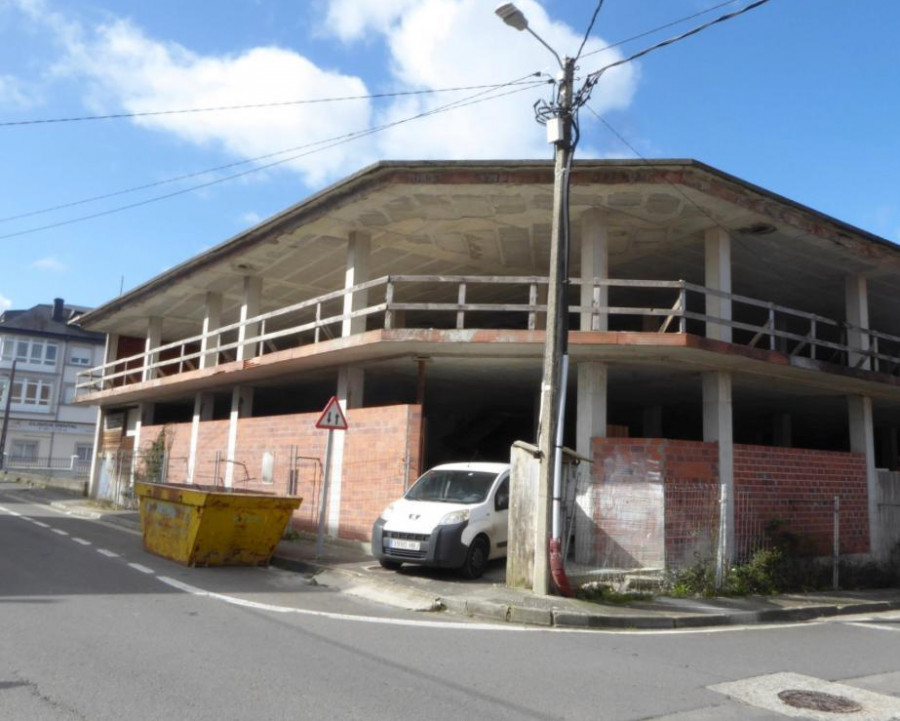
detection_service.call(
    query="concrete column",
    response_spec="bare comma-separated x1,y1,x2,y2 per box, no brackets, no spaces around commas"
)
704,228,732,343
703,371,734,584
142,317,162,381
187,392,214,483
224,387,253,487
580,210,609,331
325,367,364,537
343,231,371,338
575,362,607,565
575,362,607,457
845,275,870,370
773,412,792,448
848,395,881,559
86,406,105,498
643,405,663,438
877,427,899,471
200,292,222,369
236,276,262,362
101,333,118,390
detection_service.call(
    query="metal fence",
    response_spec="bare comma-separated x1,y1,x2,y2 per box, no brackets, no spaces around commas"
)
2,454,91,479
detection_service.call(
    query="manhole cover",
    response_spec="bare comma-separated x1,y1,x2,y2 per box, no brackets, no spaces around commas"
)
778,689,863,713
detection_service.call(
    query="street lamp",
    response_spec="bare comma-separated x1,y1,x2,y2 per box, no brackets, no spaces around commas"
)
495,3,575,596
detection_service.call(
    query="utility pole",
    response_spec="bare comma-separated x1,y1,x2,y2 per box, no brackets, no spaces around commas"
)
0,359,18,471
496,3,579,595
533,57,575,594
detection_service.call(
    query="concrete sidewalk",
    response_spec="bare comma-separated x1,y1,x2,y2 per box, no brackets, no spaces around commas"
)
10,481,900,630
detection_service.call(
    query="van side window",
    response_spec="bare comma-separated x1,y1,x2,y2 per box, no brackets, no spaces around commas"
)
494,477,510,511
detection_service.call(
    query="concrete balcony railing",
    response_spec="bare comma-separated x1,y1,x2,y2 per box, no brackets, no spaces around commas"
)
74,275,900,396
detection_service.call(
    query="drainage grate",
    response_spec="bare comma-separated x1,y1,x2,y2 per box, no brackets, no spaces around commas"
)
777,689,863,713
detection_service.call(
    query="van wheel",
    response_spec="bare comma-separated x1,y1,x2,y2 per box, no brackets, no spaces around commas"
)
461,537,489,579
379,559,403,571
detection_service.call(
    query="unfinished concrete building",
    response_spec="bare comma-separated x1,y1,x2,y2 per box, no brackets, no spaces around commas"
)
74,160,900,568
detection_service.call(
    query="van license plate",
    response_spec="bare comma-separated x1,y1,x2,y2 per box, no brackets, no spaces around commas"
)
387,538,421,551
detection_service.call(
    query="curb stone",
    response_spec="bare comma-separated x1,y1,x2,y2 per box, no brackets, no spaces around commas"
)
508,605,553,626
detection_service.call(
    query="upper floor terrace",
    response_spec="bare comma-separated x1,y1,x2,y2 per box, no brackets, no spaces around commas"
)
72,159,900,411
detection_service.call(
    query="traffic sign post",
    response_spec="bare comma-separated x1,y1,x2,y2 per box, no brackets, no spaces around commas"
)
315,397,349,558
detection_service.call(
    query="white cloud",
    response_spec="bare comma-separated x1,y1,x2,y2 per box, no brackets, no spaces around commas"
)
0,294,11,313
327,0,639,161
16,1,639,188
32,256,66,272
240,211,262,226
52,18,373,186
324,0,420,42
0,74,37,108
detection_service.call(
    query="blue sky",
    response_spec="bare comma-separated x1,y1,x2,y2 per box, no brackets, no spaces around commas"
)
1,0,899,312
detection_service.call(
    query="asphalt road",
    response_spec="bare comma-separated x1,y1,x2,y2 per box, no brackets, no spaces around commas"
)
2,482,899,721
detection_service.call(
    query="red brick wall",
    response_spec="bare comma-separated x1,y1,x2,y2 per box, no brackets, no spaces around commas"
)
590,438,869,569
136,422,192,481
339,404,422,541
140,405,422,542
734,445,868,555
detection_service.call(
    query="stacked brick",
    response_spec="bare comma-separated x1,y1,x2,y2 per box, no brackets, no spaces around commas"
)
590,438,869,571
135,403,422,542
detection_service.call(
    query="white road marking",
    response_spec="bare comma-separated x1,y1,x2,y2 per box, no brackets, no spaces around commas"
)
96,549,119,558
72,537,91,546
51,528,69,536
711,672,900,719
150,575,821,635
845,621,900,633
31,520,50,528
127,563,155,575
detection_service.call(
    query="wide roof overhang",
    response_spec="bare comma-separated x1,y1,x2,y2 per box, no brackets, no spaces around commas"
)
75,159,900,341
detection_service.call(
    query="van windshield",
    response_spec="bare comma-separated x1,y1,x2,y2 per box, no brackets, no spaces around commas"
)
405,469,497,504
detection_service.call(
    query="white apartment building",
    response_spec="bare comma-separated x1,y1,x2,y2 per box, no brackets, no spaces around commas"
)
0,298,104,476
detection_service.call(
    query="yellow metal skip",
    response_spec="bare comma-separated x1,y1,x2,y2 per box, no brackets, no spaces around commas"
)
135,483,302,566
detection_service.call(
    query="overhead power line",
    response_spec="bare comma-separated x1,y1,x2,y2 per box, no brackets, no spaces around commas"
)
584,0,772,85
0,75,546,241
0,80,546,128
575,0,606,62
579,0,744,59
0,77,548,224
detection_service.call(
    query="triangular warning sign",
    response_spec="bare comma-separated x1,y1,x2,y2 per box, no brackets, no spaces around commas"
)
315,396,348,430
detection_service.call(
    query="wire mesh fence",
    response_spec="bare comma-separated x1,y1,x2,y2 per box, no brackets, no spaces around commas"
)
572,480,775,574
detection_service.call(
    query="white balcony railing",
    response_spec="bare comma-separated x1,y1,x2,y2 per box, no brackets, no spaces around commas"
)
75,275,900,396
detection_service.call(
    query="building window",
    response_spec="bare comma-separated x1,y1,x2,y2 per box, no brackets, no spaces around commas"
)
0,337,58,367
75,444,93,462
10,440,38,463
11,378,53,407
68,346,93,366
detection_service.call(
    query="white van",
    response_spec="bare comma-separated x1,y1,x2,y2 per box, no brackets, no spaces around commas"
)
371,462,510,579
